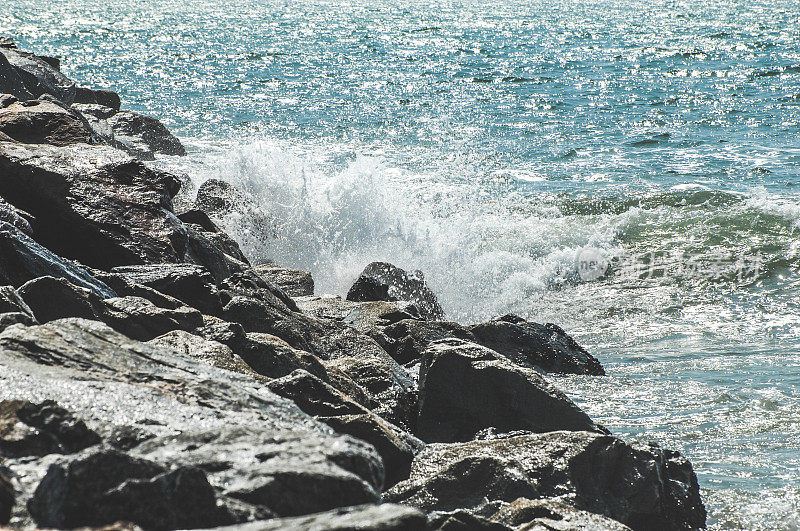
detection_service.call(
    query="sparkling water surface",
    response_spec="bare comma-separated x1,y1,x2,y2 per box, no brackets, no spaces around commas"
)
3,0,800,528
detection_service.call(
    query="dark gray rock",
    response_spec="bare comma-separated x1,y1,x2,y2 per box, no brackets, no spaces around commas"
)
28,449,233,530
0,471,12,526
18,276,101,323
0,400,100,458
254,264,314,297
177,208,220,232
73,86,121,111
385,431,706,531
0,222,116,297
107,110,185,157
0,196,32,236
0,318,385,526
0,312,36,332
0,47,75,104
195,178,238,215
267,369,368,417
213,504,428,531
0,142,187,269
147,330,264,380
0,99,91,146
72,102,117,120
221,270,299,313
109,263,223,315
184,224,248,282
382,319,475,365
0,52,33,100
0,285,32,317
489,498,634,530
347,262,443,320
416,339,600,442
469,315,605,376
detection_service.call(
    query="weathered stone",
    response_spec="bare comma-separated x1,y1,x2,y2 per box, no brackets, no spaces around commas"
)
0,400,100,458
0,471,12,525
0,100,91,146
195,179,238,215
147,330,263,380
0,196,32,236
0,285,32,317
469,315,605,376
0,222,116,297
267,370,368,417
72,102,117,120
28,449,233,530
382,319,475,364
18,276,101,323
0,53,33,100
416,339,600,442
490,498,634,530
177,208,220,232
347,262,443,320
184,224,248,282
109,264,223,315
0,142,186,268
386,431,706,531
0,47,75,104
73,86,121,111
254,263,314,297
0,319,385,526
214,504,428,531
0,312,36,332
107,110,185,157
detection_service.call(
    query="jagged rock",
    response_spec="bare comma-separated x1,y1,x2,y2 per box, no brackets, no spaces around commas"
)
109,264,223,315
0,471,12,525
184,224,248,282
72,102,117,120
28,449,234,530
0,94,18,107
416,339,600,442
0,400,100,458
106,110,185,157
195,179,238,215
254,264,314,297
0,47,75,104
268,370,424,487
296,296,421,333
490,498,633,530
0,54,33,100
382,319,475,365
0,319,385,526
73,86,120,111
347,262,443,320
0,222,116,297
18,276,202,341
0,285,33,317
221,270,299,312
147,330,263,379
0,143,186,269
0,196,32,236
0,99,91,146
0,312,36,332
214,504,427,531
469,315,605,376
177,208,220,232
385,431,706,531
89,270,186,310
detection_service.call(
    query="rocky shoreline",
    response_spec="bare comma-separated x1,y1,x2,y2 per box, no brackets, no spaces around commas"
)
0,39,706,530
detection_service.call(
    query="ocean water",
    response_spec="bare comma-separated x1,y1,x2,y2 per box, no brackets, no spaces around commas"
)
4,0,800,528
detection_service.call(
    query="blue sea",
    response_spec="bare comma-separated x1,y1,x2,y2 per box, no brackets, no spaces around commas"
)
4,0,800,527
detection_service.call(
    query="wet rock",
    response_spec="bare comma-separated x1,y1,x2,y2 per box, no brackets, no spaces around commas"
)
0,99,91,146
177,208,220,232
89,270,186,310
0,318,385,525
0,400,100,458
0,196,33,236
0,47,75,104
0,142,186,268
195,179,239,215
184,224,248,282
28,449,233,530
73,86,121,111
469,315,605,376
0,471,12,525
490,498,633,530
107,110,185,157
0,222,116,297
347,262,443,320
416,339,600,442
109,264,223,315
147,330,263,379
0,285,33,317
18,276,202,341
0,53,33,100
0,312,36,332
382,319,475,365
221,270,299,312
72,102,117,120
267,369,368,417
214,504,427,531
385,431,706,531
254,263,314,297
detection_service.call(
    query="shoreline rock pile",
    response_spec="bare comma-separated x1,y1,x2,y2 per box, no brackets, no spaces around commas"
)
0,39,707,530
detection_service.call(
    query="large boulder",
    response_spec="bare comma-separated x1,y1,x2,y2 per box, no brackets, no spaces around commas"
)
254,263,314,297
27,449,233,530
347,262,443,320
382,319,475,365
0,318,385,527
489,498,634,530
0,99,91,146
147,330,264,380
0,47,75,104
73,86,121,111
385,431,706,531
0,222,115,297
469,315,605,376
0,142,187,268
416,339,600,442
0,52,33,100
214,504,427,531
184,224,249,282
106,110,185,158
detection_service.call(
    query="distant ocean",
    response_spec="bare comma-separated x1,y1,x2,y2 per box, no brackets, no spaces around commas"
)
5,0,799,527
